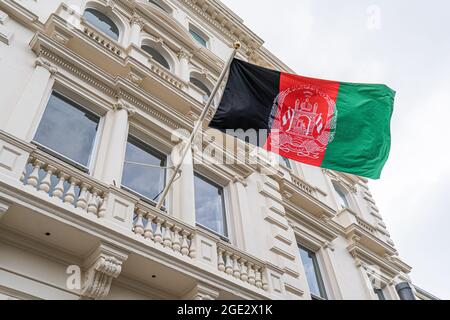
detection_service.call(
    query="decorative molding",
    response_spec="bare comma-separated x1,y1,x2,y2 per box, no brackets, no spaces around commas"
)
81,243,128,300
129,12,145,29
35,57,58,75
183,283,220,300
0,198,11,220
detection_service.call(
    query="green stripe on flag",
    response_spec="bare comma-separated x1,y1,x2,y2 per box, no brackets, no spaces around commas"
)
321,82,395,179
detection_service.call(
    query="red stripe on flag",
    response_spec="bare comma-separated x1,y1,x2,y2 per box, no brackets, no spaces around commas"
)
264,73,340,167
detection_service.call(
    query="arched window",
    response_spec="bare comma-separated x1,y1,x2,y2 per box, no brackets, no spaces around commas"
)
148,0,170,13
83,8,120,41
190,77,211,103
142,45,170,70
332,182,349,210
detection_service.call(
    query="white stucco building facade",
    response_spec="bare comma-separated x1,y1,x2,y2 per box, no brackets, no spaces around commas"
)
0,0,431,300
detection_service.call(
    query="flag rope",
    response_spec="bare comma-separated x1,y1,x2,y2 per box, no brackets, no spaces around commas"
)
155,42,241,210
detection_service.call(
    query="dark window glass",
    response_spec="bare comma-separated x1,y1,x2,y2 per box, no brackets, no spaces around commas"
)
374,288,386,300
299,246,327,299
282,157,292,169
149,0,168,13
333,182,349,209
190,29,207,47
194,174,227,237
190,77,211,103
34,92,100,168
141,45,170,70
83,8,120,41
122,137,166,203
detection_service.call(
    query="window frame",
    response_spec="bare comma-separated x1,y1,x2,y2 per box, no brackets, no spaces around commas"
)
332,180,350,211
298,244,328,300
141,44,172,71
121,135,168,207
189,24,209,48
32,90,103,174
194,172,229,240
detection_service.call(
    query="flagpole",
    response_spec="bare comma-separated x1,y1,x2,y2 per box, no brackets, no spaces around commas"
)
155,42,241,210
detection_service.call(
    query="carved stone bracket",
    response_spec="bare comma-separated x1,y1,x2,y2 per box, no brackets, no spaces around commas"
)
183,283,220,300
35,57,58,75
81,243,128,300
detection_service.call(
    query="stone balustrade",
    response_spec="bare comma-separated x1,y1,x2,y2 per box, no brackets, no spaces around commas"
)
132,203,196,258
148,59,185,90
20,150,108,217
217,242,269,291
82,23,123,57
290,175,315,195
356,216,376,234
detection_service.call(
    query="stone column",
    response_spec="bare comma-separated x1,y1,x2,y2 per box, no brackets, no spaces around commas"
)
129,14,145,46
4,58,57,141
100,101,134,186
177,49,191,83
170,141,196,226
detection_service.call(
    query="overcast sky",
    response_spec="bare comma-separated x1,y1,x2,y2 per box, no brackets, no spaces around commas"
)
220,0,450,299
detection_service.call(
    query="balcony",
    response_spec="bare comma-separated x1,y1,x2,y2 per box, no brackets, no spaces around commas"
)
0,131,270,299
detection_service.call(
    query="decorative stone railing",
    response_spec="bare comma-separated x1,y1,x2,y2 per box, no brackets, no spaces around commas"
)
148,59,185,90
82,23,123,57
356,217,376,234
290,175,315,195
132,203,196,258
21,150,108,218
216,242,269,291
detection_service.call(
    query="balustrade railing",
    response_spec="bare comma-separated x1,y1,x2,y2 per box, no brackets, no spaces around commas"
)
82,23,123,57
132,203,196,258
290,175,314,195
21,150,108,217
217,243,269,291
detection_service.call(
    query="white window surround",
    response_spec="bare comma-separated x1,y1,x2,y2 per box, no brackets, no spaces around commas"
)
81,2,128,45
188,23,210,49
147,0,173,14
193,168,234,242
140,39,176,71
32,90,105,174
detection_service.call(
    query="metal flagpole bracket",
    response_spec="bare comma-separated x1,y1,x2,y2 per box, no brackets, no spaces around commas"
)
155,42,241,210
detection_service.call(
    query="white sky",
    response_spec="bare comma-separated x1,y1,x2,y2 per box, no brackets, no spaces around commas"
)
220,0,450,299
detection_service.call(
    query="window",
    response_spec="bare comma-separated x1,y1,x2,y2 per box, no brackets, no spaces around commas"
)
148,0,169,13
141,45,170,70
122,136,167,203
374,287,386,300
194,173,227,237
298,245,327,300
189,27,208,47
83,8,120,41
190,77,211,103
33,92,100,169
332,181,349,210
281,156,292,169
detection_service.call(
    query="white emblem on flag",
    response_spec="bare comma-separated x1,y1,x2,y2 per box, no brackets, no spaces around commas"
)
270,85,337,160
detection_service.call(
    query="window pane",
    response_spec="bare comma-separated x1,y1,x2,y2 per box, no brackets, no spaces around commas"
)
190,29,207,47
194,174,227,236
142,45,170,70
84,8,120,40
333,182,349,209
34,92,99,167
281,156,291,169
299,246,327,299
122,137,166,202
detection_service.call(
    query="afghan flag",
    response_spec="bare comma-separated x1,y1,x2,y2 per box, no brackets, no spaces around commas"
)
209,59,395,179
